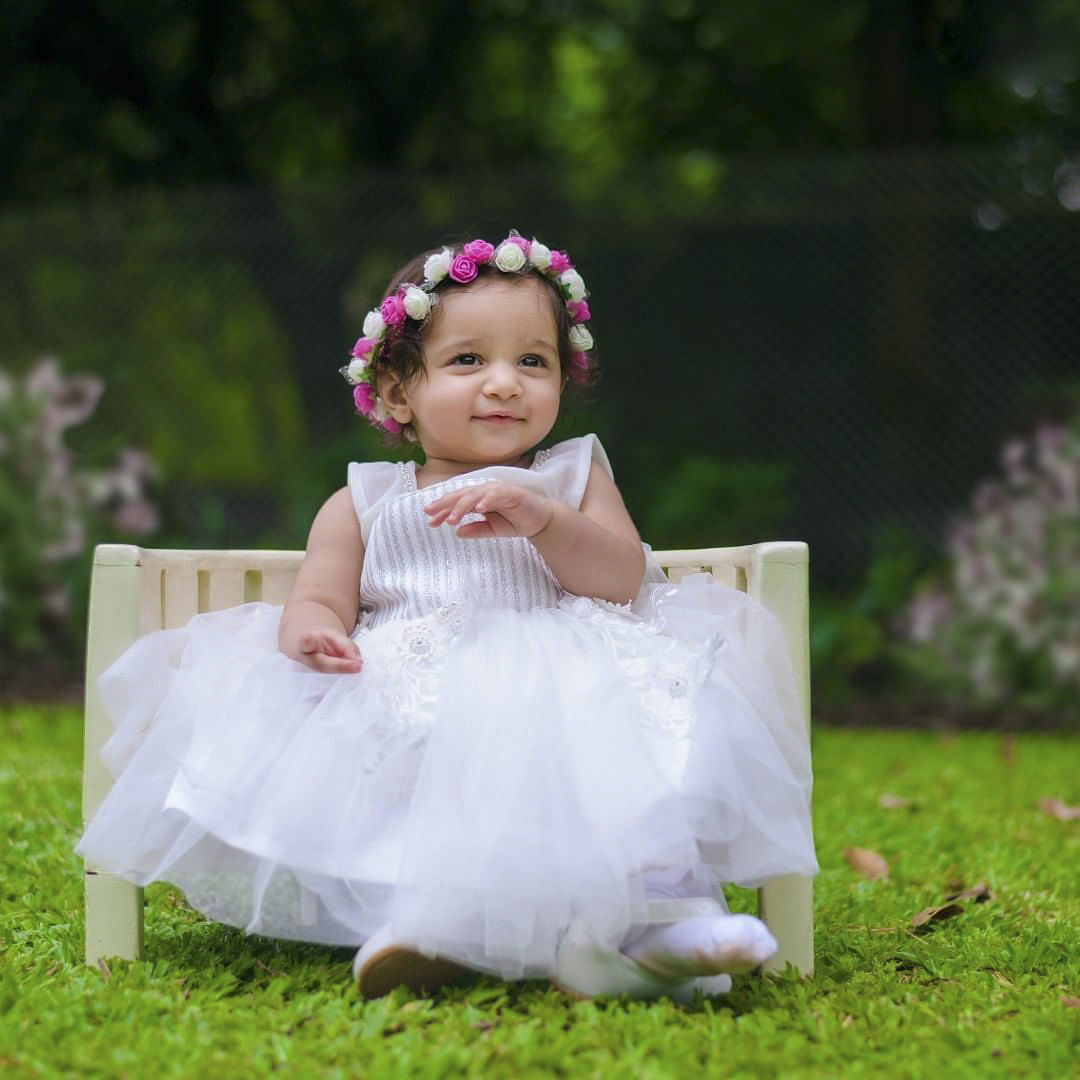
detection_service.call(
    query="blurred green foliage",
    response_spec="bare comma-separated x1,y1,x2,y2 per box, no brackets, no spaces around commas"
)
4,1,1079,203
811,525,930,707
640,457,791,552
5,0,1080,720
0,207,305,491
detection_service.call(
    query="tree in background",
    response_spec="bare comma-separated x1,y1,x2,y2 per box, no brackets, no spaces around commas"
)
2,1,1076,203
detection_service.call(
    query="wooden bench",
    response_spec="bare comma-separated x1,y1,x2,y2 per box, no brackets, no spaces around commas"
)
82,541,814,975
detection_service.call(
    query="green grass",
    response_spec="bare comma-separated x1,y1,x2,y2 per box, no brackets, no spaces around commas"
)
2,708,1079,1079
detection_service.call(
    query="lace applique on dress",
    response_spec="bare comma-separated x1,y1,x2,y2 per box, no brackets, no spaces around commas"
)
377,601,467,740
559,595,725,738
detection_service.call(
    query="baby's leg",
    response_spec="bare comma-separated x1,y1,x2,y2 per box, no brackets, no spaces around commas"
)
621,869,777,979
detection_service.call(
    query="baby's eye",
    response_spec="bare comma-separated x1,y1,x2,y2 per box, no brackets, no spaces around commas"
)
449,354,481,367
519,355,548,368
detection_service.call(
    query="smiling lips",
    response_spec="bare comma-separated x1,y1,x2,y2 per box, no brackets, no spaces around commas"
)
476,413,522,423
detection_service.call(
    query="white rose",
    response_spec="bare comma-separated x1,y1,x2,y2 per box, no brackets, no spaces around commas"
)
402,285,431,320
362,309,385,339
560,270,586,300
494,242,527,272
528,240,552,270
423,247,453,284
568,325,594,351
346,358,368,383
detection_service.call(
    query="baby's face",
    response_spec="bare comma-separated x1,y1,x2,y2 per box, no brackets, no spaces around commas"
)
401,275,563,466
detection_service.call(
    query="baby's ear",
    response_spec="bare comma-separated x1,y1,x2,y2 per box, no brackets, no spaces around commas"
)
377,374,413,425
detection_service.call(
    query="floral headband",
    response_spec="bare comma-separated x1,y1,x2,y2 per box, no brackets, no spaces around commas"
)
340,230,594,432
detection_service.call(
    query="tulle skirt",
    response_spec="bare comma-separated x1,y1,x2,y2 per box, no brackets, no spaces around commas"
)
76,576,817,980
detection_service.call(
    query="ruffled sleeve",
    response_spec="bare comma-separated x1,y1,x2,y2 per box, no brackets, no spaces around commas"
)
347,461,409,545
533,434,613,509
536,434,669,591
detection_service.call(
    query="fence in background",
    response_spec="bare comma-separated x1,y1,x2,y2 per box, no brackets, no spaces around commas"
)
2,148,1078,588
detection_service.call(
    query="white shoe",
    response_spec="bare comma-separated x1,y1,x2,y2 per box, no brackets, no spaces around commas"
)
551,898,733,1003
353,925,477,999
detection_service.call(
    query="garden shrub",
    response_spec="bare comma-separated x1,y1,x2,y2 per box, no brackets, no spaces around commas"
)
0,357,158,657
898,412,1080,716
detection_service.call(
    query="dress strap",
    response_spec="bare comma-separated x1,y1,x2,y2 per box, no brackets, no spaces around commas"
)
347,460,413,543
397,460,417,493
530,434,613,509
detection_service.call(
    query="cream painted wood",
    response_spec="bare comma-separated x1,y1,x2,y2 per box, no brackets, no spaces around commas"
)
649,542,814,976
83,541,813,975
83,545,144,967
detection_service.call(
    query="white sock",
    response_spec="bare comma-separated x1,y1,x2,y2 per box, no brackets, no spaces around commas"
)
620,914,778,979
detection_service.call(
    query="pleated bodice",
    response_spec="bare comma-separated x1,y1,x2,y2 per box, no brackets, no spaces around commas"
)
359,464,564,629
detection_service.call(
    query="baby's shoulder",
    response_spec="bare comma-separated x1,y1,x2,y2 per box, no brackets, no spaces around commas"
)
532,433,614,509
346,458,412,526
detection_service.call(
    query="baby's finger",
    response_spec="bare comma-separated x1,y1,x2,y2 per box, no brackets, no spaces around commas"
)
424,493,466,527
331,635,363,661
422,492,454,516
455,520,496,540
310,652,364,674
445,489,490,525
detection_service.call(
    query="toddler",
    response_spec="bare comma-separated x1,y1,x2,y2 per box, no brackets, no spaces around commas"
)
77,231,818,1000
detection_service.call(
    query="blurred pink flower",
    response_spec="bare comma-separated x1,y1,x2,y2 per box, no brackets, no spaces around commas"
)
379,294,406,327
462,240,495,264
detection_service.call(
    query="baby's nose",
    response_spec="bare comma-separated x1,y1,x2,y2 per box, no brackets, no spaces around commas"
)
483,364,522,396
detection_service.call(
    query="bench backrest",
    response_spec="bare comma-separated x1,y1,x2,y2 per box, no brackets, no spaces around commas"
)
83,542,809,823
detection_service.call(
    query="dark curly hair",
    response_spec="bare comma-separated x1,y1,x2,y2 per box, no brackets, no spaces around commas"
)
368,244,595,444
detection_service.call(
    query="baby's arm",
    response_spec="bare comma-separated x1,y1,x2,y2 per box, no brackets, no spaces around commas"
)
278,487,366,672
531,462,646,602
423,463,645,604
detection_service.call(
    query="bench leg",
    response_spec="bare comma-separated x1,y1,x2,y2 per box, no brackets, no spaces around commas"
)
85,868,144,965
758,874,814,976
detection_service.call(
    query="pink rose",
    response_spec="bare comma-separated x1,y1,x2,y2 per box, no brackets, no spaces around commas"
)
505,235,531,255
351,336,377,358
380,294,406,327
381,416,403,434
462,239,495,264
449,255,478,283
548,251,573,273
566,300,591,323
568,350,590,384
353,383,375,414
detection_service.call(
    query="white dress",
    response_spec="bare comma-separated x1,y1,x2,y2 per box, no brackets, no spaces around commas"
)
76,435,818,980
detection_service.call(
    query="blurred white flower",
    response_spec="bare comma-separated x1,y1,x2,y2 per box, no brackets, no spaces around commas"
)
1,357,160,652
402,285,431,320
362,309,386,339
900,409,1080,708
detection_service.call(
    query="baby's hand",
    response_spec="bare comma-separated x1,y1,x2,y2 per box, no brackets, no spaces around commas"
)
297,629,364,674
424,482,554,540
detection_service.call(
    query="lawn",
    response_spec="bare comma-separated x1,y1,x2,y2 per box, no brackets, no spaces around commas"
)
2,707,1078,1078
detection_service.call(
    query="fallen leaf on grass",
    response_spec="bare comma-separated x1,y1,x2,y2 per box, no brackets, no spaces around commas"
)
999,735,1016,766
989,970,1014,987
97,957,111,979
878,793,913,810
841,1014,854,1028
945,881,994,903
911,903,965,930
1062,996,1080,1009
1037,797,1080,821
844,847,889,881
